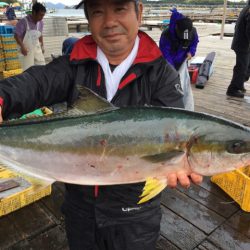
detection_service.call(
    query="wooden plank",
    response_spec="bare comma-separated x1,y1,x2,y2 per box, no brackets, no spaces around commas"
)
161,188,225,234
160,206,206,250
206,224,250,249
41,183,65,222
177,184,239,218
226,210,250,238
0,215,21,249
7,202,56,240
156,236,180,250
12,226,69,250
199,176,239,202
194,239,226,250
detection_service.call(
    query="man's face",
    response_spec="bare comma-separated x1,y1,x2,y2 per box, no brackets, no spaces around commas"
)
86,0,143,63
33,11,46,22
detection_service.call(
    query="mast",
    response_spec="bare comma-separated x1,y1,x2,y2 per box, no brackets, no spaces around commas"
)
220,0,227,40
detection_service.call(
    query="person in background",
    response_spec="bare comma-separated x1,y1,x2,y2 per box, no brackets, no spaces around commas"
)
5,4,16,22
159,8,199,70
226,0,250,98
0,0,203,249
62,37,79,55
14,2,46,71
51,37,79,60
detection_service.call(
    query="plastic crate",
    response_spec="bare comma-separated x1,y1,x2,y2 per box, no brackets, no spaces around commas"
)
2,42,17,50
0,107,54,216
2,68,22,78
0,166,52,217
0,34,15,42
211,166,250,212
0,50,5,59
0,25,15,35
0,59,5,72
4,49,18,59
5,58,21,71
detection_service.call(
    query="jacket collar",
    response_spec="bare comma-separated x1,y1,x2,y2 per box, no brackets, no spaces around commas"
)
70,31,162,64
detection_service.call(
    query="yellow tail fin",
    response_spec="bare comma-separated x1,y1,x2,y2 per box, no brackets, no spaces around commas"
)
138,177,167,204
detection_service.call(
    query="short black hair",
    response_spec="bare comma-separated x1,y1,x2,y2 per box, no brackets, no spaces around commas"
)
32,2,46,14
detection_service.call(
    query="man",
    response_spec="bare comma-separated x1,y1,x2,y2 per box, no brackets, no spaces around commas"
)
0,1,203,249
5,4,16,21
62,37,79,55
159,8,199,70
226,0,250,98
14,2,46,71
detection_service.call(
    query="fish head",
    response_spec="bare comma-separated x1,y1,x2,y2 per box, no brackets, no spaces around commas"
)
187,121,250,176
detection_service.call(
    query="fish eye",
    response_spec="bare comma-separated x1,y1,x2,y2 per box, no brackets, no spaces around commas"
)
226,140,247,154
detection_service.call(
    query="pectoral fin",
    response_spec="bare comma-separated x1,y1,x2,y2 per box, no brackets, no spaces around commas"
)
141,150,185,163
138,177,167,204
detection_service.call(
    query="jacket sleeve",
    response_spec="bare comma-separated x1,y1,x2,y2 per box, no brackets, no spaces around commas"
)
188,28,199,57
150,58,184,109
0,56,75,120
159,31,175,67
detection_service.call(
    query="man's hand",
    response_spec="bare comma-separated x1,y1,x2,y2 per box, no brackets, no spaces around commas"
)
21,46,28,56
187,52,192,61
41,45,45,54
0,106,3,123
167,171,203,188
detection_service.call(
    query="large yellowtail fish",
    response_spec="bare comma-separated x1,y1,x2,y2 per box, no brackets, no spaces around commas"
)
0,87,250,204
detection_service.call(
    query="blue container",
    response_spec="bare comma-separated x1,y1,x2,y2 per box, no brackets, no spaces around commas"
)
0,25,15,35
162,19,170,24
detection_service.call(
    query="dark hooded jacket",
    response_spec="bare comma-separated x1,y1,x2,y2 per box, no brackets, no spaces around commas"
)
231,2,250,52
159,9,199,69
0,31,184,226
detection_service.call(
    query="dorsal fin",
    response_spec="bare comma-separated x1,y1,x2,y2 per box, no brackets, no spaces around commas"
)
1,87,116,126
68,86,116,115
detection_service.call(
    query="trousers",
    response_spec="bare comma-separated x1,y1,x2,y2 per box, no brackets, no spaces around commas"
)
228,50,250,91
61,184,162,250
63,212,161,250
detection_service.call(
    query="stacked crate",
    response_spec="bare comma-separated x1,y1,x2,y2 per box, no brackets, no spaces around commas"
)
0,34,5,72
211,166,250,212
0,25,22,79
0,166,52,217
0,107,54,217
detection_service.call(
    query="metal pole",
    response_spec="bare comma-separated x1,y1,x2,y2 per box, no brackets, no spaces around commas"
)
220,0,227,40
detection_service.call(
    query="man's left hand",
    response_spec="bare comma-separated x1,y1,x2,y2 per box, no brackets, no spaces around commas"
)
187,52,192,60
41,45,45,54
167,171,203,188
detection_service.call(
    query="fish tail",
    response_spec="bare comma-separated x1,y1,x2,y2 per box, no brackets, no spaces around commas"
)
138,177,167,204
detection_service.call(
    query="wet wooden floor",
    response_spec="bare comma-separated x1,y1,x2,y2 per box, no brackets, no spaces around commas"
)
1,26,250,249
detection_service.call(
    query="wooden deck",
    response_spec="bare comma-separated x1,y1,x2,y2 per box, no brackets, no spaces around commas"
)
1,25,250,249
